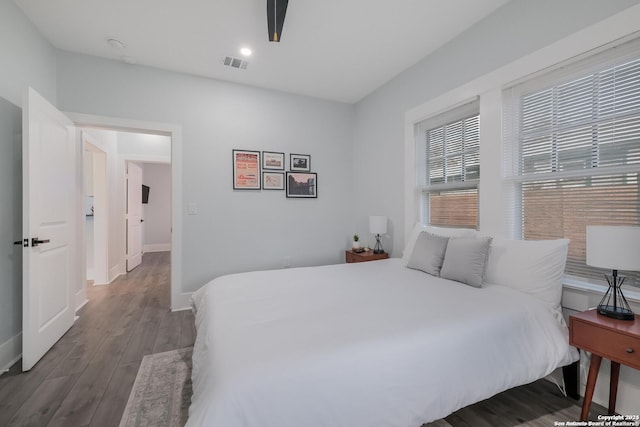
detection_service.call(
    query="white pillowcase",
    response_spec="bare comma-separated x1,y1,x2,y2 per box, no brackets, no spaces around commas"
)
483,238,569,309
402,223,476,263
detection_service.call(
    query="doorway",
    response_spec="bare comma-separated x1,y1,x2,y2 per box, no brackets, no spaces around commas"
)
69,113,183,311
125,159,172,272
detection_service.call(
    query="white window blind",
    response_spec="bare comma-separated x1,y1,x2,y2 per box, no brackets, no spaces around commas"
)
504,38,640,287
418,100,479,228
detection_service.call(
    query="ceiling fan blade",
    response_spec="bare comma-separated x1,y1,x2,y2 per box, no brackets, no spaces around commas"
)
267,0,288,42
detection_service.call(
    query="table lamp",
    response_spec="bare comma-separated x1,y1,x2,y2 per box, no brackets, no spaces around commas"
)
586,225,640,321
370,216,387,254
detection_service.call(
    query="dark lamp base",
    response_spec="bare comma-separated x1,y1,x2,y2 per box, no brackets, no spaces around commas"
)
596,270,635,321
597,305,635,321
373,233,384,255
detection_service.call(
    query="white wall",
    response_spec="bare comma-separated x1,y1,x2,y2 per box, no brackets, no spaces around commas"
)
0,96,23,370
142,163,172,252
0,0,57,108
56,53,356,294
119,132,171,162
0,0,58,371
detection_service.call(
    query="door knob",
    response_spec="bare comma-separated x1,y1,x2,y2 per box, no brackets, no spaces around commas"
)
140,219,144,223
31,237,51,247
14,239,27,247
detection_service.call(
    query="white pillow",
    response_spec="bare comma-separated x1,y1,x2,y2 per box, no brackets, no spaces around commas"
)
483,238,569,308
402,223,476,263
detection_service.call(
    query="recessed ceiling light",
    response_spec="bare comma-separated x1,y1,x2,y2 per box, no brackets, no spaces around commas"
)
107,38,126,49
240,47,252,57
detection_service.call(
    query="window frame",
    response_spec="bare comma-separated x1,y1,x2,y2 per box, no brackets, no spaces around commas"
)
416,100,480,228
503,39,640,287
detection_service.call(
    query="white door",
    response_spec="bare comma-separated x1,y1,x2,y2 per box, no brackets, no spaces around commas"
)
22,88,77,371
127,162,143,271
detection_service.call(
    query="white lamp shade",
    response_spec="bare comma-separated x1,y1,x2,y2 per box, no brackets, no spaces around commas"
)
586,226,640,271
369,216,387,235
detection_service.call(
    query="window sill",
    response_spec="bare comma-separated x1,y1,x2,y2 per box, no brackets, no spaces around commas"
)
563,277,640,304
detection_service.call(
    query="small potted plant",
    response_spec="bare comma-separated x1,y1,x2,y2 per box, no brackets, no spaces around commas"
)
352,233,360,250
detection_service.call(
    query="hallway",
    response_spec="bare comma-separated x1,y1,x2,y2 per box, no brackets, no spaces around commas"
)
0,252,194,426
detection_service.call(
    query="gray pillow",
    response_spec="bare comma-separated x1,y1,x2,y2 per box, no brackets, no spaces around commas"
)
406,232,449,276
440,236,492,288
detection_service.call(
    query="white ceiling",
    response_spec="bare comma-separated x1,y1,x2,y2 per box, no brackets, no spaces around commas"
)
15,0,510,103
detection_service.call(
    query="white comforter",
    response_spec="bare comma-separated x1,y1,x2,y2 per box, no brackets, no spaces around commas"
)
188,259,577,427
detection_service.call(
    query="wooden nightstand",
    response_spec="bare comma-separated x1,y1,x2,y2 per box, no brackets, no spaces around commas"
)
345,250,389,263
569,309,640,420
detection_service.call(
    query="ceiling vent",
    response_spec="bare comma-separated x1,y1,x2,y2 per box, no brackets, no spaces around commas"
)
223,56,248,70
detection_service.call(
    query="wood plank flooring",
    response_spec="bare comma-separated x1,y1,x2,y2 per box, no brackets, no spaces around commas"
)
0,251,194,427
0,251,608,426
443,377,607,427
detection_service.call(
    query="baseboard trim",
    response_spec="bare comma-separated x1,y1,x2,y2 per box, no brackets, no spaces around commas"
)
143,243,171,253
0,333,22,374
76,298,89,311
109,263,125,284
171,292,193,312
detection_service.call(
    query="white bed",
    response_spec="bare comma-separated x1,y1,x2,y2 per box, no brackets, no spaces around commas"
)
188,253,578,427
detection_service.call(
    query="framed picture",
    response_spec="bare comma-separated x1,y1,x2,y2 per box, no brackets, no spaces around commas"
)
262,151,285,170
290,153,311,172
263,172,285,190
286,172,317,198
233,149,261,190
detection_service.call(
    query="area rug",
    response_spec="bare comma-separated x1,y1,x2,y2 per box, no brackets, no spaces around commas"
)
119,347,193,427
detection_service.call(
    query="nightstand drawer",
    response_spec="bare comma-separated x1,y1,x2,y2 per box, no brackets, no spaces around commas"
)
572,319,640,369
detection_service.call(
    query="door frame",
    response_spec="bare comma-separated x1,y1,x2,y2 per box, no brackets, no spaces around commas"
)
83,133,109,286
66,112,186,310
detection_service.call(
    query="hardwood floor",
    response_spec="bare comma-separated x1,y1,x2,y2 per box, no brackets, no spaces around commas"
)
443,377,607,427
0,251,194,427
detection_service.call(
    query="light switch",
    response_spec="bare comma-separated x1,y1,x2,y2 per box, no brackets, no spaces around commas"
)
188,202,197,215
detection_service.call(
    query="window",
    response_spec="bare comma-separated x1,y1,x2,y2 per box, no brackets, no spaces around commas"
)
504,40,640,287
417,101,479,228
